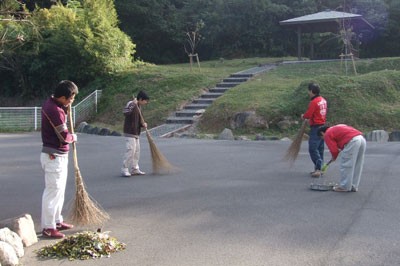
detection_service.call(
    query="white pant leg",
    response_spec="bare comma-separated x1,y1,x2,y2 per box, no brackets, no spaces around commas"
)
339,136,362,190
132,138,140,171
122,137,141,171
41,153,68,229
352,135,366,190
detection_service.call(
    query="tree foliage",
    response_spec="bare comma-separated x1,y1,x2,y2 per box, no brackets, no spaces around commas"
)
0,0,136,99
113,0,399,63
2,0,400,100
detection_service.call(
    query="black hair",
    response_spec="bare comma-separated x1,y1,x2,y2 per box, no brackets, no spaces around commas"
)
137,90,150,101
53,80,79,99
317,125,330,137
308,83,320,95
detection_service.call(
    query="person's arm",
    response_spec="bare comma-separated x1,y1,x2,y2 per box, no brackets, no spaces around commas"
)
123,101,135,116
302,101,315,120
325,136,339,160
45,107,75,144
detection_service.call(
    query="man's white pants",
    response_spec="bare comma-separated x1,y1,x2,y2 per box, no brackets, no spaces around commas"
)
339,135,366,190
40,153,68,229
122,137,140,172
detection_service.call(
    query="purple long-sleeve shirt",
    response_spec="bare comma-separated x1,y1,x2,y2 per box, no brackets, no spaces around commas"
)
41,97,74,154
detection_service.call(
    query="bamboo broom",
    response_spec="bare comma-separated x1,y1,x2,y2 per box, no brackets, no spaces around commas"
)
137,106,179,174
284,119,308,164
67,105,110,226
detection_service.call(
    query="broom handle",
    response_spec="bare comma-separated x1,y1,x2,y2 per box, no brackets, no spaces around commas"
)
135,105,149,133
67,105,80,171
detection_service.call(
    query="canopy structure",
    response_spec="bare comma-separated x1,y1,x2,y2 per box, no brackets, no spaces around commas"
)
280,10,374,60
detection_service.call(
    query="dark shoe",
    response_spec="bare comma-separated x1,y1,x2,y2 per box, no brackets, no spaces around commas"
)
56,222,74,231
333,186,349,192
42,228,65,239
351,186,358,192
311,170,322,178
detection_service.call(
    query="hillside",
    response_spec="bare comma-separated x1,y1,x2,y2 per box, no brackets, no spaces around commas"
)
90,57,400,137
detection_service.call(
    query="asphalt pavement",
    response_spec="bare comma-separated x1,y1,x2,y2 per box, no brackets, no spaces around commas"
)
1,132,400,266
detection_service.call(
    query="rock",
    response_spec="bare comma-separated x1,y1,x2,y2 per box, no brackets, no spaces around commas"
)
277,116,299,130
77,121,88,132
0,214,38,247
277,120,291,130
255,134,267,141
88,126,100,135
0,241,19,266
218,128,234,140
110,131,122,136
236,136,250,141
230,111,268,129
365,130,389,142
99,128,111,136
0,228,23,258
389,131,400,141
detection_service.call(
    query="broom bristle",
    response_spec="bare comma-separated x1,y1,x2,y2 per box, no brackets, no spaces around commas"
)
146,131,179,174
68,169,110,226
284,120,308,163
67,105,109,226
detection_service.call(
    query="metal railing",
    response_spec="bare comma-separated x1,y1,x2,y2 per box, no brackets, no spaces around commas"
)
0,90,102,131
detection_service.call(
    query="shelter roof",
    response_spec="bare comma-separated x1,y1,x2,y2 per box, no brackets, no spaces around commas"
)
280,10,374,33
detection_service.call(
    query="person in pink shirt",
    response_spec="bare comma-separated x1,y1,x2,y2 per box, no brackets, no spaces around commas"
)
317,124,366,192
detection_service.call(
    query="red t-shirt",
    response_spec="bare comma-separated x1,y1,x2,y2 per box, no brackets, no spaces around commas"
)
303,95,327,126
324,124,363,159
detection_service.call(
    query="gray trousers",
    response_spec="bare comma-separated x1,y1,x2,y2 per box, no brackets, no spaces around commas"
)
339,135,367,190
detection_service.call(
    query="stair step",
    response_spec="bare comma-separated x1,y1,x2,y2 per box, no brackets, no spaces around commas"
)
175,109,205,117
216,82,241,88
209,87,229,93
201,92,224,99
223,77,249,83
230,73,254,78
166,116,194,124
184,103,210,109
192,98,215,104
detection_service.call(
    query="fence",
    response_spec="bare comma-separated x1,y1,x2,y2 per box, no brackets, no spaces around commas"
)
0,90,102,131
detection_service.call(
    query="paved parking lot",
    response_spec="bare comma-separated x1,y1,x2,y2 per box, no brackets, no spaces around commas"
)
1,132,400,266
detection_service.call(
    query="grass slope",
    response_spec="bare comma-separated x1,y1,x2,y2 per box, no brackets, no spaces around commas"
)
90,57,400,137
198,57,400,137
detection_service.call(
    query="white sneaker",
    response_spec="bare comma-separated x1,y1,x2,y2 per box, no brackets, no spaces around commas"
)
121,168,131,177
132,169,146,175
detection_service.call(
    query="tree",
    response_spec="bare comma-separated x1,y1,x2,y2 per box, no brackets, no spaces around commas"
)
184,20,203,71
0,0,41,97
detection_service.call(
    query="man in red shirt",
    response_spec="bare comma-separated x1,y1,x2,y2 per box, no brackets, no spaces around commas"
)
317,124,366,192
301,83,327,177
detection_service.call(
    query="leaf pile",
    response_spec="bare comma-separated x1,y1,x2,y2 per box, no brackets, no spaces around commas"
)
36,231,126,260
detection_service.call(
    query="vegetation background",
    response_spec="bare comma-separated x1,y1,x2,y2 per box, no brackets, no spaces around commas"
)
1,0,400,137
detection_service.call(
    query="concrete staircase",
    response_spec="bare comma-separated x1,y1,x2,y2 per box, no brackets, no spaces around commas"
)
148,64,277,137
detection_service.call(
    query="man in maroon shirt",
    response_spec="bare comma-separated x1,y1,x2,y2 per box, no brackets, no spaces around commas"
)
301,83,328,177
40,80,78,238
317,124,366,192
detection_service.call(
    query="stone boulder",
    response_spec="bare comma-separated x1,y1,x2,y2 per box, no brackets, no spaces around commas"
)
365,130,389,142
77,121,89,132
230,111,268,130
99,128,111,136
218,128,234,140
0,214,38,247
0,241,19,266
277,116,299,131
0,228,23,258
389,131,400,141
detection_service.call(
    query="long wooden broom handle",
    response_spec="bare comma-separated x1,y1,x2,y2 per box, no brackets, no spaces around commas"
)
67,105,80,170
135,105,149,133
